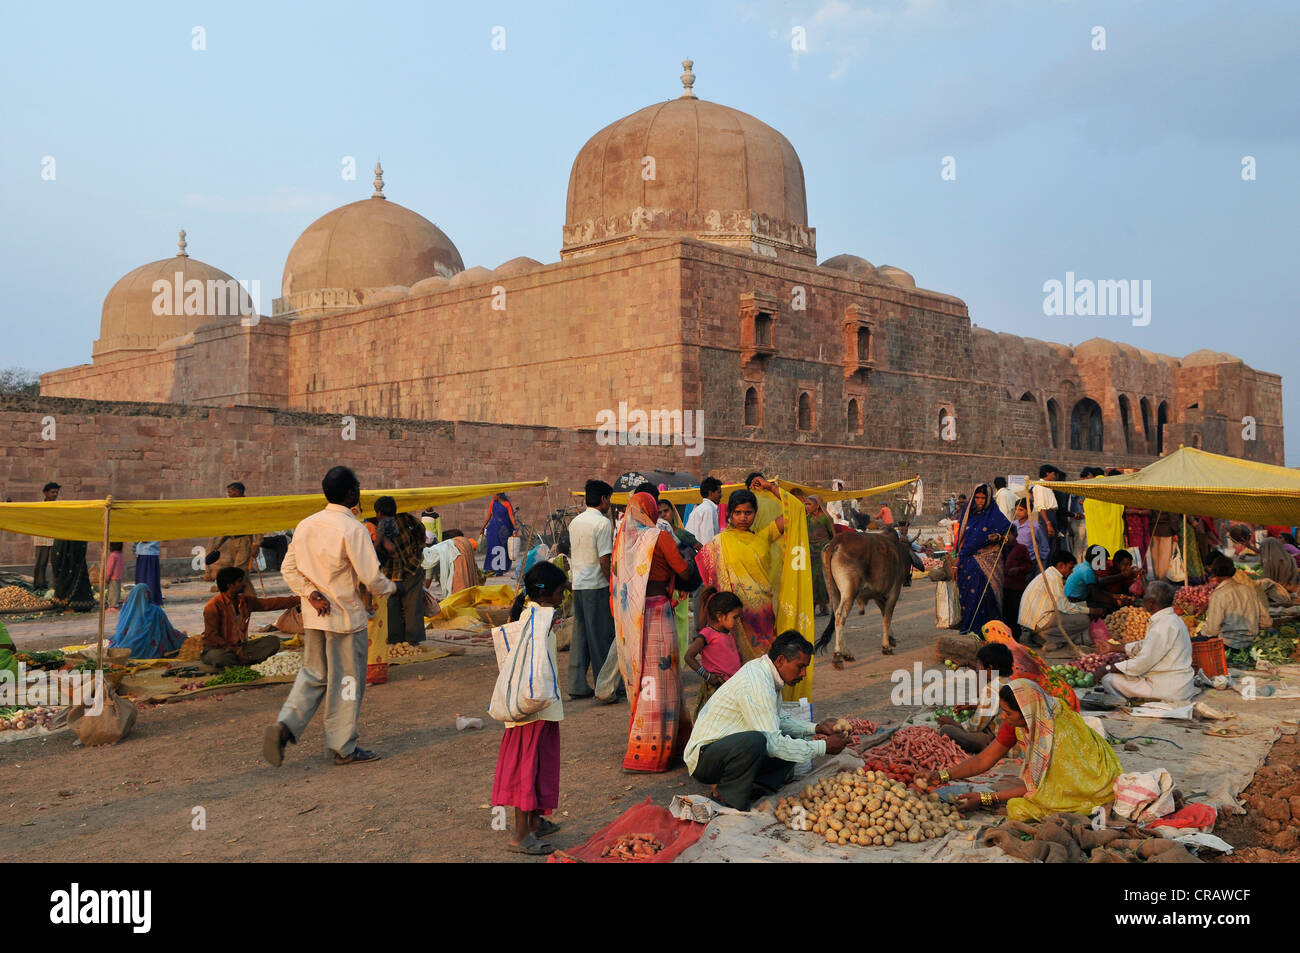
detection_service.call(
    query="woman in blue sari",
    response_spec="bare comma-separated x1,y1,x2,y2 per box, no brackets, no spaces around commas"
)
482,493,518,575
956,483,1011,634
110,585,185,658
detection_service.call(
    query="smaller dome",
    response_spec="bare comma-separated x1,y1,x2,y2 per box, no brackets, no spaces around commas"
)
1182,349,1242,367
410,276,450,296
95,230,246,361
820,254,875,277
448,266,493,288
874,265,915,288
1073,338,1121,359
493,257,543,278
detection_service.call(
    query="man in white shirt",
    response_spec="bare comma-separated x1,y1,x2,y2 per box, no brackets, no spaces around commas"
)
31,481,60,590
568,479,618,700
683,477,722,545
264,466,396,767
1018,549,1091,648
993,477,1018,522
685,632,847,809
1101,581,1196,702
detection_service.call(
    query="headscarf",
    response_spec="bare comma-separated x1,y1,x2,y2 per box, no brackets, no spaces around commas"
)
110,585,184,659
1006,679,1060,794
805,494,827,516
1260,537,1299,588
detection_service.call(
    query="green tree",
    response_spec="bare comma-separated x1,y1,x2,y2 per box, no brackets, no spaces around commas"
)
0,367,40,395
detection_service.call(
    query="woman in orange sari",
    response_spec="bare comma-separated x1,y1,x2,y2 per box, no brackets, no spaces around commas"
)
610,492,691,773
980,620,1079,711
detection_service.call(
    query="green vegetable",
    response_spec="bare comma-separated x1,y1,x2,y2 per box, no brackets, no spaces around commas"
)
205,666,262,686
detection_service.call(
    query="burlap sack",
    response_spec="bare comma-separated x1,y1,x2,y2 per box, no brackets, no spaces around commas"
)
68,687,138,746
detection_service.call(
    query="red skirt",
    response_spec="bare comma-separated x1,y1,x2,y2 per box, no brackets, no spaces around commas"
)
492,720,560,813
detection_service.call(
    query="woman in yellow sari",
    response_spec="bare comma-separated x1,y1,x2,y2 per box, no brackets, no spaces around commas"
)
918,679,1120,822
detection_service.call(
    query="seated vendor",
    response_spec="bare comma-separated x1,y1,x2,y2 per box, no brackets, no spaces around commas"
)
684,631,847,810
201,567,298,670
1202,555,1272,652
1018,549,1091,649
919,680,1121,821
1099,581,1196,701
1065,546,1139,619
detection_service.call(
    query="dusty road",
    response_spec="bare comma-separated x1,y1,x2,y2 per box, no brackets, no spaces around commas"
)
1,581,993,863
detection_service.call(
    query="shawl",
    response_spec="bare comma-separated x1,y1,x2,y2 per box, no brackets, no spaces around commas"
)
610,493,664,693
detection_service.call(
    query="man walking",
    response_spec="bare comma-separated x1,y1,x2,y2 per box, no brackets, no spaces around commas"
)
32,481,59,591
264,466,396,767
568,479,618,699
374,496,428,646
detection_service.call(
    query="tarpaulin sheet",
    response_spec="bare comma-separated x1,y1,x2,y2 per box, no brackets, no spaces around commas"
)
571,476,918,507
0,480,547,542
1031,447,1300,525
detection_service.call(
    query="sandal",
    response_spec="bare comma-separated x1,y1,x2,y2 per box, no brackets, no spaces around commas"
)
507,833,555,855
536,818,561,836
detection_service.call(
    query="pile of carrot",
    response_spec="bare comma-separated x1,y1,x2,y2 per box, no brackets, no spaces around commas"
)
861,726,968,773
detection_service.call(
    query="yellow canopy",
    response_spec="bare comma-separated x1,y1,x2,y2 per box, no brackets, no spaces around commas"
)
1031,447,1300,525
0,480,548,542
571,476,918,507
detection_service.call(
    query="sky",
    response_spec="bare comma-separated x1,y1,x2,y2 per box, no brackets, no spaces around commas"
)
1,0,1296,461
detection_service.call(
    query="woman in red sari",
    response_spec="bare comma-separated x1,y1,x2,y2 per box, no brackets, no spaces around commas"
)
610,492,691,772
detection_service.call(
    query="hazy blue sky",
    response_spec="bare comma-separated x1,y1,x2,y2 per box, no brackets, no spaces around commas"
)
2,0,1296,460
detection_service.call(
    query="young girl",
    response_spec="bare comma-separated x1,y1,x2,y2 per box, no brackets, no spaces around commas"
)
684,588,744,717
492,561,568,855
105,542,125,610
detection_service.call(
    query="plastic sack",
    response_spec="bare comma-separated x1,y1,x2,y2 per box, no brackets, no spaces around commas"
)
548,798,706,863
935,580,961,629
1112,769,1176,822
488,605,559,722
1089,619,1114,651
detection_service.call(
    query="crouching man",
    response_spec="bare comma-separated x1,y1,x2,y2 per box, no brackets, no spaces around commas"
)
684,631,847,809
201,567,298,670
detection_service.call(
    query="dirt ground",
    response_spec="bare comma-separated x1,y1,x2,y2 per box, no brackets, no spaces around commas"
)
2,576,1292,863
1212,729,1300,863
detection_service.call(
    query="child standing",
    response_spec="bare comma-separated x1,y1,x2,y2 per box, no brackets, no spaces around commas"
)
684,588,744,717
492,561,569,855
105,542,125,610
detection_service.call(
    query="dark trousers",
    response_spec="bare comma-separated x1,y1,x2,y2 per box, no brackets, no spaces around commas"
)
570,586,615,695
691,731,796,810
33,546,51,590
1002,588,1024,630
134,555,162,605
201,636,281,670
387,569,426,645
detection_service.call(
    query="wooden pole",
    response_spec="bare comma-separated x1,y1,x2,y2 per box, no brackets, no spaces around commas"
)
96,496,113,671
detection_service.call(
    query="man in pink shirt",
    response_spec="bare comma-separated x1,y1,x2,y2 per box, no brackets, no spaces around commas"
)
264,466,396,767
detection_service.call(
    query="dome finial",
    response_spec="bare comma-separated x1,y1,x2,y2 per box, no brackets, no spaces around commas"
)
372,161,386,199
679,60,697,99
177,229,188,258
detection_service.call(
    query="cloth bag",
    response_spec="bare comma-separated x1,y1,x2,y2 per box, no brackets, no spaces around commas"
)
1166,541,1187,584
1112,769,1176,822
488,605,559,722
68,686,138,746
935,579,961,629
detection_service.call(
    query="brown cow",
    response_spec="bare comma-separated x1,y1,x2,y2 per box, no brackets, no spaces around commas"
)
815,529,915,664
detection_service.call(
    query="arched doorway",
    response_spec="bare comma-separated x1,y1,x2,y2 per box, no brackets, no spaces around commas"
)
1070,398,1104,452
1156,401,1169,454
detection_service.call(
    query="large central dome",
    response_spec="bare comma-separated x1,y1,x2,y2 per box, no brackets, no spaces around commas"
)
562,61,815,262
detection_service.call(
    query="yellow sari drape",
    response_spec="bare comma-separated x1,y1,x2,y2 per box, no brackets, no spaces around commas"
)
1083,498,1126,558
775,489,815,703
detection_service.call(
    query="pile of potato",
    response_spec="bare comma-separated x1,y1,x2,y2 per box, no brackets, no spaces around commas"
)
0,586,53,612
1105,606,1151,643
776,768,966,848
251,652,303,678
386,642,422,658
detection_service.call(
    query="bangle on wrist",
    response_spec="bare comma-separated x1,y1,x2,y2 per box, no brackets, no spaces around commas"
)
939,769,951,784
697,666,709,679
980,790,995,808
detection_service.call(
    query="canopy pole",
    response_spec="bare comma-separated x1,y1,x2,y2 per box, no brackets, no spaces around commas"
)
96,496,113,671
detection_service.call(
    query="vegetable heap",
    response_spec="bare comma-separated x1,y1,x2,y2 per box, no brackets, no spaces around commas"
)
600,833,663,860
1046,664,1095,689
1105,606,1151,643
1173,583,1215,617
0,586,53,612
1047,652,1126,688
857,725,969,772
205,666,262,686
831,716,880,746
0,706,56,731
251,652,303,678
386,642,421,658
13,649,65,670
777,768,966,847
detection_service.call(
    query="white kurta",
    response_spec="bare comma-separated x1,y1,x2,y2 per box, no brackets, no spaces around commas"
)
1114,607,1196,701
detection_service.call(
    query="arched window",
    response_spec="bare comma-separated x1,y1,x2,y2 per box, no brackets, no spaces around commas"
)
1118,395,1133,453
1046,399,1061,449
744,386,759,427
1070,398,1104,452
797,392,813,432
847,398,861,435
1156,401,1169,454
856,327,871,363
1020,391,1036,403
754,313,773,348
1192,432,1203,449
1140,397,1152,447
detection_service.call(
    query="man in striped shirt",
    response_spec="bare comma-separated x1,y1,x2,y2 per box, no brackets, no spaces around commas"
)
685,631,847,809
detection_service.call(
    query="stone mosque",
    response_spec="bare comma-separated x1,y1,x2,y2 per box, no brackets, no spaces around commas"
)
32,61,1283,520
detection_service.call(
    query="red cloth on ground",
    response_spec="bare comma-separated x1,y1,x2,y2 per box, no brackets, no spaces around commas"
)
547,798,705,863
492,720,560,813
